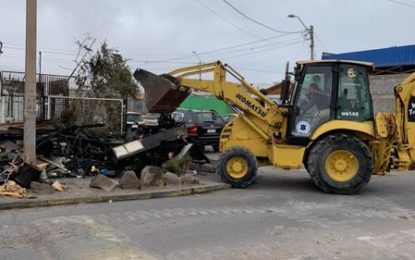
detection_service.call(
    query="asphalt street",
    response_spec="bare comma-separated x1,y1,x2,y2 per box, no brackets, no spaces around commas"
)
1,163,415,259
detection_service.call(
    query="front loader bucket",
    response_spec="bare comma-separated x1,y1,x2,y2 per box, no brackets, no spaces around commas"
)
133,69,190,113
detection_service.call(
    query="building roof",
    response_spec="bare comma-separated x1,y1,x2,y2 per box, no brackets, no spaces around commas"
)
322,44,415,68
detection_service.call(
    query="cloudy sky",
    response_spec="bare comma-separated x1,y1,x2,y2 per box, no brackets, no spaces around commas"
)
0,0,414,84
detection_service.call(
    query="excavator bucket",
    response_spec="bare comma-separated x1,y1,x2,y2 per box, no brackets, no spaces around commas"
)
133,68,190,113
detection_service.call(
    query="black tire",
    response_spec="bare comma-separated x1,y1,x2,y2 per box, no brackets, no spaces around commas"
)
212,144,220,152
307,134,373,194
217,146,257,188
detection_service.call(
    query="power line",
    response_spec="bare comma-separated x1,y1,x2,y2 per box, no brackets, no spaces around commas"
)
2,34,298,71
129,60,196,65
133,39,302,68
2,54,76,65
198,34,295,55
1,51,76,63
183,36,298,57
3,32,297,65
195,0,260,38
387,0,415,8
222,40,303,60
4,42,188,59
131,33,296,63
221,0,301,34
205,38,301,57
234,67,284,74
250,40,307,64
4,43,79,55
4,45,79,57
314,33,328,52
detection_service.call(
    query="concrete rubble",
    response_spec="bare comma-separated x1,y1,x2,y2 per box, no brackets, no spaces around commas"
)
119,171,141,189
0,121,214,202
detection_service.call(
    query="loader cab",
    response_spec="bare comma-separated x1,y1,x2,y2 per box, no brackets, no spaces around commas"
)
287,60,374,143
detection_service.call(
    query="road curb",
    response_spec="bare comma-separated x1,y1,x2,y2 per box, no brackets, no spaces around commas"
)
0,183,230,211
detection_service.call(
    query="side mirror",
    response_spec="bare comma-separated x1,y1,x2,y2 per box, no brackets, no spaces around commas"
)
280,79,290,103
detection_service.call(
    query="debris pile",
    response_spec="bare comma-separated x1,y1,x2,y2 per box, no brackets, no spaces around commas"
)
0,181,27,198
0,120,210,198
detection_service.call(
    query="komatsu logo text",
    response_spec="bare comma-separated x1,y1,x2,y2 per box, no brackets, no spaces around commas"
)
236,93,267,117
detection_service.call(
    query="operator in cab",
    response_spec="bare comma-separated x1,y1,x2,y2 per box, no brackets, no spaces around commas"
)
303,83,330,113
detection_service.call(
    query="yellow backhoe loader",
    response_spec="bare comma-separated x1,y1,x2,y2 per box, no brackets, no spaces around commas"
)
133,60,415,194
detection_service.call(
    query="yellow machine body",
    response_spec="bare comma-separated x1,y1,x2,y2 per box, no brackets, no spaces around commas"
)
134,60,415,194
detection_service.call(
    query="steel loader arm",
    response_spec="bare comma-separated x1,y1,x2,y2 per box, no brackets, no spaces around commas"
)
134,61,285,142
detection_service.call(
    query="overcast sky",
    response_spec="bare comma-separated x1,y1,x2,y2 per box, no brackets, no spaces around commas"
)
0,0,414,84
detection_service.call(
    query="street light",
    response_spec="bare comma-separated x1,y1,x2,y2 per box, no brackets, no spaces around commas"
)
192,51,202,80
288,14,314,60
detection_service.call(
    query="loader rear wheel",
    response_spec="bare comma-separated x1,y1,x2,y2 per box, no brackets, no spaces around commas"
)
217,146,257,188
307,134,373,194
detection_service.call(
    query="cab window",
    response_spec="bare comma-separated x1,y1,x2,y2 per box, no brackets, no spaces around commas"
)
337,65,373,121
292,65,333,137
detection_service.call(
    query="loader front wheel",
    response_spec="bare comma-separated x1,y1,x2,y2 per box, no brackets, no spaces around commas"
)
307,134,373,194
217,146,257,188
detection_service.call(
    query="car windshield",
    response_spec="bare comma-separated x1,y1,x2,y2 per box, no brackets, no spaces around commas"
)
127,114,142,122
195,112,223,124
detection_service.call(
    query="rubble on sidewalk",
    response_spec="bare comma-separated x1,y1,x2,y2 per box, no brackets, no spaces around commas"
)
182,173,200,185
162,172,182,185
0,181,27,198
119,171,140,190
89,174,119,192
141,166,165,187
0,117,213,199
51,180,67,192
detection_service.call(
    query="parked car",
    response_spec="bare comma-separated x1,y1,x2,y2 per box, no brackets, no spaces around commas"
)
172,108,225,152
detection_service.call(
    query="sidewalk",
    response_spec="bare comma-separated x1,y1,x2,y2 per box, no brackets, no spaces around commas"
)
0,173,229,210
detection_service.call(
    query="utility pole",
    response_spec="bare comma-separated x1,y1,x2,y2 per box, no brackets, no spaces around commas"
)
24,0,37,164
288,14,315,60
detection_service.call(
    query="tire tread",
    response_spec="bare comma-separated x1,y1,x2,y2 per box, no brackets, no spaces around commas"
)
307,134,373,194
216,146,257,188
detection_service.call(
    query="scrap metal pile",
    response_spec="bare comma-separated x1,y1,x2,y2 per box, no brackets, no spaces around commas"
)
0,118,209,195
